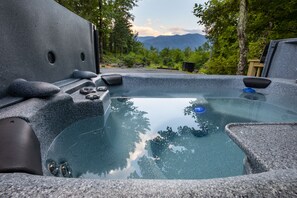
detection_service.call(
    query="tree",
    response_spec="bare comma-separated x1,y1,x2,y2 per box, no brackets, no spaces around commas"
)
106,0,138,55
194,0,239,74
237,0,248,75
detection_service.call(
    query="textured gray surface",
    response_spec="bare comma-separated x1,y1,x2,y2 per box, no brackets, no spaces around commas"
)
226,123,297,172
72,70,98,79
8,79,60,98
0,74,297,197
100,67,190,74
263,38,297,79
1,170,297,197
0,0,96,98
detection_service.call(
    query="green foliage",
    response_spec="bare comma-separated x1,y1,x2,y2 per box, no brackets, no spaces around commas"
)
194,0,297,75
186,43,210,70
142,45,210,71
201,54,238,74
101,44,209,71
102,53,121,64
122,52,147,67
146,47,161,65
159,48,174,67
184,47,192,59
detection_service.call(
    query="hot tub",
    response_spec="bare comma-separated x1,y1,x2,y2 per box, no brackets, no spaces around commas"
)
1,1,296,196
1,73,297,197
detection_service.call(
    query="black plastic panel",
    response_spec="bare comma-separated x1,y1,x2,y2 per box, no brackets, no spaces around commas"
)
93,28,100,74
101,74,123,86
0,118,42,175
243,78,271,89
0,0,97,98
182,62,195,72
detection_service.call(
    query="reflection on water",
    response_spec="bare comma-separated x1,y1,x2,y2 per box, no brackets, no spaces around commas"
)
46,97,297,179
46,98,150,178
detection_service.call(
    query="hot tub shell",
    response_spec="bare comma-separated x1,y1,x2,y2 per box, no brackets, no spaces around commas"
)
0,0,297,196
0,73,297,197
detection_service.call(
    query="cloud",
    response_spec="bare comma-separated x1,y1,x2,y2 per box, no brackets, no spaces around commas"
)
168,27,205,35
132,25,161,36
146,18,152,26
132,20,205,36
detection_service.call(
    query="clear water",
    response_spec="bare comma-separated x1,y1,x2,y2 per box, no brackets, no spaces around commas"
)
46,97,297,179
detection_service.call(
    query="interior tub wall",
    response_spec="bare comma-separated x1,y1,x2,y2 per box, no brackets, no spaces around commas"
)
102,75,297,112
104,75,247,97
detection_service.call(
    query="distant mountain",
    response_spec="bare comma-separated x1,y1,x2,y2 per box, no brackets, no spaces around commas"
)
137,36,155,43
137,33,207,50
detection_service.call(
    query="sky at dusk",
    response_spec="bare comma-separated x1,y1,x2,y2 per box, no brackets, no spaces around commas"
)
131,0,207,37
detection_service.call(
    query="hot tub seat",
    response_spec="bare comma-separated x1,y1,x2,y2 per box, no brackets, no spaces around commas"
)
226,123,297,173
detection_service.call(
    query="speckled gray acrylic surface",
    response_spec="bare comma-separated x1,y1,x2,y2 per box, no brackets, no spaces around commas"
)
0,73,297,197
1,170,297,197
226,123,297,172
264,38,297,80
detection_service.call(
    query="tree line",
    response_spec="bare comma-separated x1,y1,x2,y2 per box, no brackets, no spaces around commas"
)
104,43,210,72
55,0,297,74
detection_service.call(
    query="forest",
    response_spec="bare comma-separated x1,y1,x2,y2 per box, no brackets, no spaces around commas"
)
55,0,297,74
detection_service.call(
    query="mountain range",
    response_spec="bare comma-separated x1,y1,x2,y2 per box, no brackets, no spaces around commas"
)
137,33,207,51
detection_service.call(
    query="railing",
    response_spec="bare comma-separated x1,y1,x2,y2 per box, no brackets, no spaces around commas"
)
247,59,264,77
